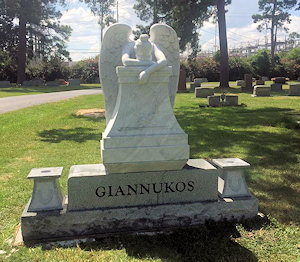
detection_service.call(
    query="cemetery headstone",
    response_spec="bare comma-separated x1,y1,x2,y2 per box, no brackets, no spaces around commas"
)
274,77,286,84
256,79,265,85
208,95,221,107
23,79,44,86
288,84,300,96
177,69,188,93
243,73,253,92
225,95,238,106
236,80,245,86
252,85,271,97
189,82,197,92
195,87,214,98
20,23,258,244
270,83,282,91
46,81,59,86
0,81,11,88
68,79,81,87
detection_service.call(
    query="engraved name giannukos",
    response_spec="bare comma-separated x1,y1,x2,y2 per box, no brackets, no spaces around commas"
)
95,181,195,198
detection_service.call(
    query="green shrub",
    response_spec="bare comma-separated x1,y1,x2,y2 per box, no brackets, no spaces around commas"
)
0,51,17,82
248,49,271,78
70,56,99,83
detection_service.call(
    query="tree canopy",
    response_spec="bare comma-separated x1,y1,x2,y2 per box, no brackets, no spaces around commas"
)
0,0,72,83
134,0,215,57
252,0,298,66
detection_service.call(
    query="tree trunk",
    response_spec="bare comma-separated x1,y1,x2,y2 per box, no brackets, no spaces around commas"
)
17,14,26,85
270,1,277,67
217,0,229,88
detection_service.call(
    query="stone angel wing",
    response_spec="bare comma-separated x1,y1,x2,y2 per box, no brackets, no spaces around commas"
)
150,24,180,107
99,24,132,123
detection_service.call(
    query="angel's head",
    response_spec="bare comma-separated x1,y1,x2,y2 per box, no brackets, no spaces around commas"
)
134,34,153,62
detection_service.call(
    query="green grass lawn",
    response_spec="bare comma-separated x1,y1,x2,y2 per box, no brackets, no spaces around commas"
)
0,83,101,98
0,90,299,261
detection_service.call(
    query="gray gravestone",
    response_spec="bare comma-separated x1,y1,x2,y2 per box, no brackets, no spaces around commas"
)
225,95,238,106
46,81,59,86
0,81,11,88
236,80,245,86
256,80,265,85
208,95,221,107
252,85,271,97
68,79,81,86
195,87,214,98
270,83,282,91
288,84,300,96
23,79,44,86
243,74,253,92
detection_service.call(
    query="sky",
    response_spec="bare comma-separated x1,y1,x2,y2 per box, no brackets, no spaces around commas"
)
60,0,300,61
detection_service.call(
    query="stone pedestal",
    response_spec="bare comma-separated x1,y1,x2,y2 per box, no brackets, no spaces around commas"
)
211,158,251,198
177,70,188,93
252,85,271,97
288,84,300,96
208,96,221,107
225,95,238,106
27,167,64,212
101,66,189,174
195,87,214,98
271,83,282,91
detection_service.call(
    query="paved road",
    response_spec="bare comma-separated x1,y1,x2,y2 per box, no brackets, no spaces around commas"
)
0,88,103,114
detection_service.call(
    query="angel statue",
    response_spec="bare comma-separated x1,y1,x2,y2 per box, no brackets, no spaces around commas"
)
121,34,168,85
99,23,180,124
100,24,189,174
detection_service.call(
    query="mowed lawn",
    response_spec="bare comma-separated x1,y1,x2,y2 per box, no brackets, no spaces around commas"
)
0,83,101,98
0,89,299,261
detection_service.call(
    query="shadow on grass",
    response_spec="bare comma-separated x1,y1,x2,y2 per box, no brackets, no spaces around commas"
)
38,127,100,143
175,106,300,224
42,219,269,261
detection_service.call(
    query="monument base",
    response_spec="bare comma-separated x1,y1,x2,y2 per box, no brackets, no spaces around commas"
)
20,158,259,245
21,196,258,244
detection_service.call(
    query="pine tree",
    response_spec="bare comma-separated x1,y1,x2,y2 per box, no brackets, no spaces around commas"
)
252,0,297,67
2,0,71,84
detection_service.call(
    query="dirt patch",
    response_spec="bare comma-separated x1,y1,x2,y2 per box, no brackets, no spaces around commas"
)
17,156,34,162
75,108,105,119
0,174,13,181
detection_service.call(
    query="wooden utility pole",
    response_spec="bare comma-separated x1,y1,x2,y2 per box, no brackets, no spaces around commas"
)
217,0,229,88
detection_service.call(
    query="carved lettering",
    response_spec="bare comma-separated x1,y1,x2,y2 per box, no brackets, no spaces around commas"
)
127,184,138,195
187,181,195,191
175,181,186,192
115,186,125,196
165,182,175,193
95,181,196,198
95,186,106,197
